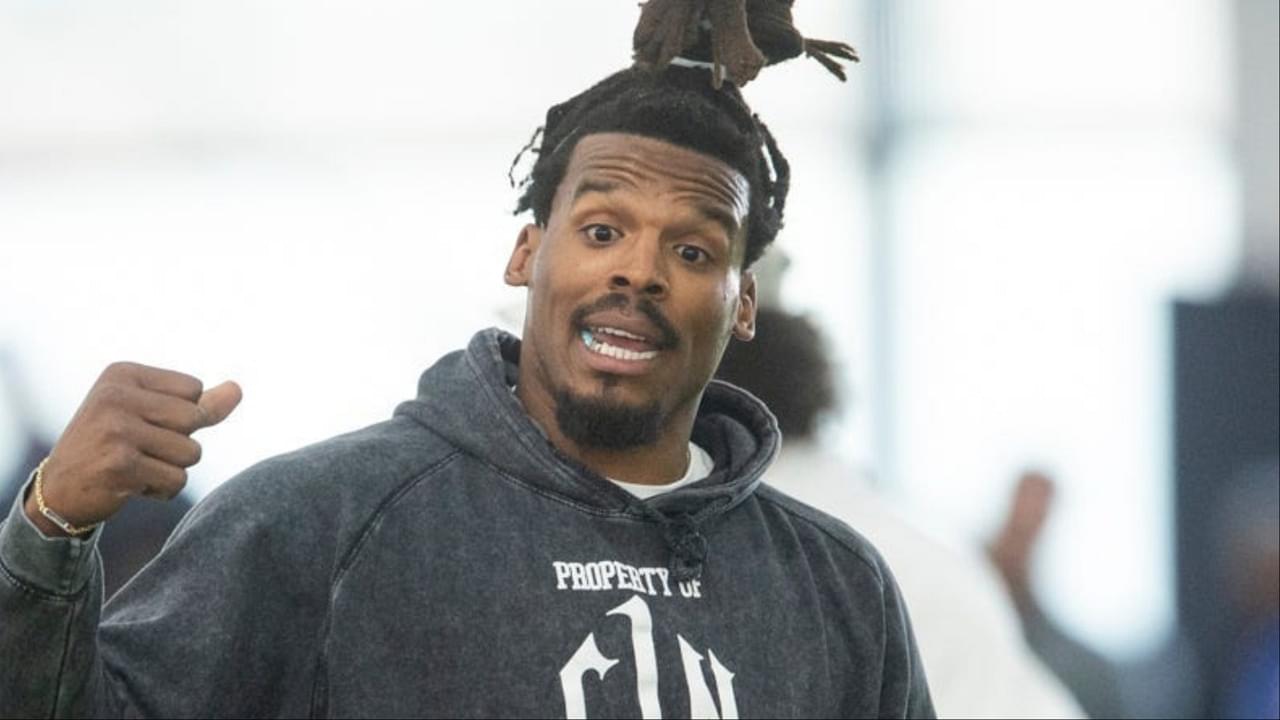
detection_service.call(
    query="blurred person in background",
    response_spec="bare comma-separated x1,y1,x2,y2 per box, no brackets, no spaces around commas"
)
716,304,1084,719
988,472,1208,718
0,4,935,718
0,349,193,601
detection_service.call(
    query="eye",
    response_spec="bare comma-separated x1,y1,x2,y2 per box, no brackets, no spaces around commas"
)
582,224,620,244
676,244,710,264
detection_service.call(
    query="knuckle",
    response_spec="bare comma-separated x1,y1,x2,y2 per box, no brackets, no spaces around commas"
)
141,466,185,499
103,361,139,379
172,371,203,399
94,382,126,407
151,402,190,434
101,413,130,443
173,376,202,401
108,444,138,474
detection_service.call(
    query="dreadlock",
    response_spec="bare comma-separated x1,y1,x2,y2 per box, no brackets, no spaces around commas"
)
512,0,856,270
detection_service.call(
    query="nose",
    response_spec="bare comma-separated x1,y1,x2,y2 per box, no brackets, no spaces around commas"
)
608,238,669,300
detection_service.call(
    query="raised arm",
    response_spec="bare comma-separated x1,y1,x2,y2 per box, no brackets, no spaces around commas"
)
0,362,239,717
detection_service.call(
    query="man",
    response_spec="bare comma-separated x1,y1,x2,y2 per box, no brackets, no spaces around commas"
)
0,11,932,718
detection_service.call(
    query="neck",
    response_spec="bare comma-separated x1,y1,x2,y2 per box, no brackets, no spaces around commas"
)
514,371,697,487
563,425,692,485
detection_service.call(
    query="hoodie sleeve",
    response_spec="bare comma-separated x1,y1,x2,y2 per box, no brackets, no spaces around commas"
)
0,475,109,718
0,460,340,718
878,562,936,719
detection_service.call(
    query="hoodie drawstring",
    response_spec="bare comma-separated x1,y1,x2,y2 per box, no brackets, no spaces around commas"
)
662,517,709,582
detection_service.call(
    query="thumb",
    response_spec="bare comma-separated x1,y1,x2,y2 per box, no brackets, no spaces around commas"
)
195,380,243,430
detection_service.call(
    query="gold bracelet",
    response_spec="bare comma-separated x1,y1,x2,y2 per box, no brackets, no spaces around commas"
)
33,457,97,537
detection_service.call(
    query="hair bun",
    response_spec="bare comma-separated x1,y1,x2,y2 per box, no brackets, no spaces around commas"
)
633,0,859,88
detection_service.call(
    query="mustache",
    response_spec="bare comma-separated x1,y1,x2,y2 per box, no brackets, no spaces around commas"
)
570,293,680,350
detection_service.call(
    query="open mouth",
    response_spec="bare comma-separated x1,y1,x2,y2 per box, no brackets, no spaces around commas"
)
579,326,660,362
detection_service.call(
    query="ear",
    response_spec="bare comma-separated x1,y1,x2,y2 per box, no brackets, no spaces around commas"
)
504,224,542,287
733,270,758,341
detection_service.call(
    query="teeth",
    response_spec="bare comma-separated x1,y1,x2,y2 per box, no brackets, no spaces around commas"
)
580,329,658,362
593,326,649,342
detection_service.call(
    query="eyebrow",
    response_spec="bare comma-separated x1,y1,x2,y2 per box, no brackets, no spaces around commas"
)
572,177,742,240
572,178,626,203
692,201,742,241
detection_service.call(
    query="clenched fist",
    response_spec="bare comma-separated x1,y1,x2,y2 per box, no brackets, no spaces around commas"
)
24,362,241,537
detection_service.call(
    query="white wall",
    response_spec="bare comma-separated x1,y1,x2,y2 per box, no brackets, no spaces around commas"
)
1234,0,1280,295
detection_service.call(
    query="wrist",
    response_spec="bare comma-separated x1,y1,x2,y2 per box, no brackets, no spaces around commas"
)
25,457,99,538
23,484,71,538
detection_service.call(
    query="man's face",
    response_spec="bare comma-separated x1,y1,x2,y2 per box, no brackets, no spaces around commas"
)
505,132,757,449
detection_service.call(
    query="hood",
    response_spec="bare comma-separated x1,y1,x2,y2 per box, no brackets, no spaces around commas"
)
393,328,781,580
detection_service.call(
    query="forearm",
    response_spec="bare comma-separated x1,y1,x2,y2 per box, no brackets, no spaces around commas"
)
0,480,114,718
1017,598,1127,720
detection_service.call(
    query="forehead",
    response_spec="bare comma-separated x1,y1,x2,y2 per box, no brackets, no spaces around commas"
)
557,133,751,224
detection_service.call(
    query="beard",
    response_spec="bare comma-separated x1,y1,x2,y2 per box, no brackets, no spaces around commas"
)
553,387,664,451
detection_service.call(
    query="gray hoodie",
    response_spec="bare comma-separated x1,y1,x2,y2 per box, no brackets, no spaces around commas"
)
0,329,933,718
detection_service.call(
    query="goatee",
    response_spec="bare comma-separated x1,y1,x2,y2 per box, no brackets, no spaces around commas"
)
553,388,663,450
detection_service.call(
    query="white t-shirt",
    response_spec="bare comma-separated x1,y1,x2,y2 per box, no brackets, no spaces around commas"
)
609,442,714,499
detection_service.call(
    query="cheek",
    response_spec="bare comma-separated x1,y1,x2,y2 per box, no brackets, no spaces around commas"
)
529,238,574,307
681,279,741,350
715,276,743,330
533,234,618,310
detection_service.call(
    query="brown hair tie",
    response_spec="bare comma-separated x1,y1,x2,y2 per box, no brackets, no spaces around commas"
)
633,0,860,88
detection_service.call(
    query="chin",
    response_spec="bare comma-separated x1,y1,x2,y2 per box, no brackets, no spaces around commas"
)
574,374,652,405
553,385,665,450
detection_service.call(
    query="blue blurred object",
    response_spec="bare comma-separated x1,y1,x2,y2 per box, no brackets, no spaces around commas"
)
1224,617,1280,720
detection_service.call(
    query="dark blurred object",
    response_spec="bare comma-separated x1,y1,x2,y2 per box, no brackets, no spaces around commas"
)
0,351,193,600
1223,615,1279,720
1212,459,1279,720
1174,298,1280,717
716,306,836,438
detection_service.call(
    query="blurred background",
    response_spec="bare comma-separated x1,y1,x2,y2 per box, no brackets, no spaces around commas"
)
1,1,1276,717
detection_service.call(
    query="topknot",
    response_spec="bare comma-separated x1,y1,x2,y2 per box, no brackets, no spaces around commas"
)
632,0,859,88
